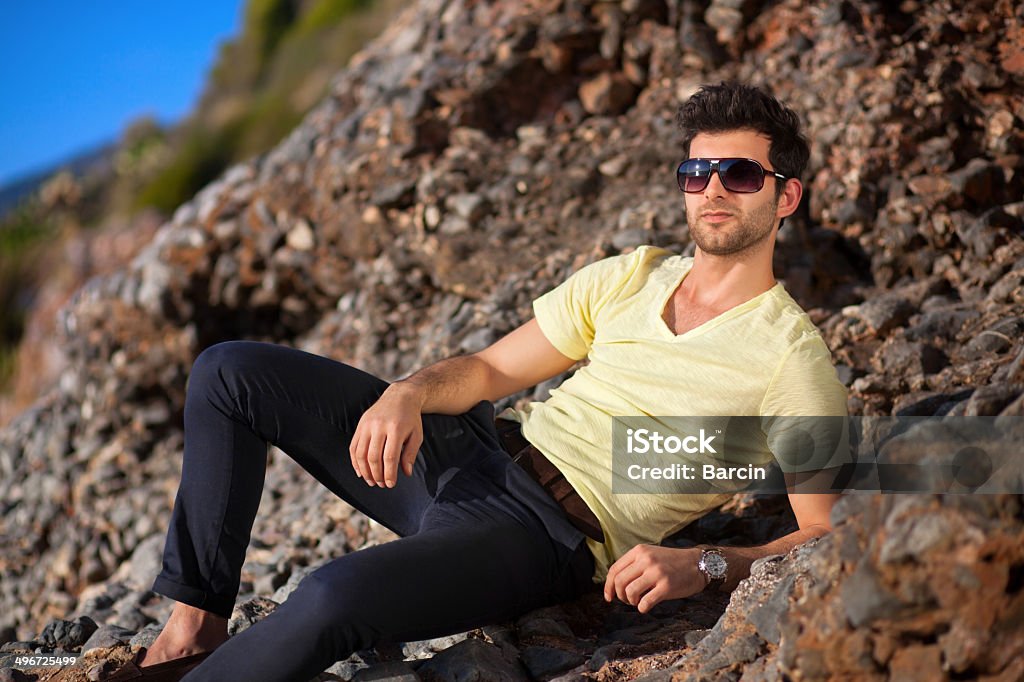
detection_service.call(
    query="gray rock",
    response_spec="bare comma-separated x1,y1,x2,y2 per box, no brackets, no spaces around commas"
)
80,624,136,655
601,621,661,646
988,268,1024,304
520,645,586,678
964,383,1022,416
129,624,162,650
325,650,373,680
111,607,152,632
598,155,628,177
586,643,621,671
834,363,856,386
0,669,36,682
371,180,417,210
611,228,648,251
350,661,421,681
0,642,37,654
830,494,871,529
962,329,1013,359
893,388,975,417
459,328,497,354
737,655,784,682
446,193,490,222
272,561,329,604
254,571,289,596
905,308,975,342
228,597,279,636
725,633,764,664
515,616,575,641
39,616,98,650
745,574,795,645
414,639,528,681
480,623,519,660
171,201,197,228
213,219,240,241
683,629,711,647
87,659,121,681
841,561,902,627
948,159,1006,205
401,632,470,660
438,215,470,235
879,513,955,564
873,339,948,376
851,294,916,335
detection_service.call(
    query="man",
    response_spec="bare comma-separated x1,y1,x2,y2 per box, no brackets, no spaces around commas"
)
107,82,846,681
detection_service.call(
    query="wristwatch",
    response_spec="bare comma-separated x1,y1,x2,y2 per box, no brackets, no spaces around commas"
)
697,548,728,591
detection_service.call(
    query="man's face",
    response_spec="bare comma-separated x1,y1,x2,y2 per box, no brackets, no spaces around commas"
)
683,130,785,257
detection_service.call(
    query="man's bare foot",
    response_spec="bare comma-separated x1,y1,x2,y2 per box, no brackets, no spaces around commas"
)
138,602,229,667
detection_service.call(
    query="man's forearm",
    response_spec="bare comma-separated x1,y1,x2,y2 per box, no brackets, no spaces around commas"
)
390,354,494,415
713,524,830,592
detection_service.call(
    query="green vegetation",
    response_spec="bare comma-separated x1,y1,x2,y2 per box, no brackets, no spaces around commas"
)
136,121,244,213
247,0,298,64
295,0,372,36
0,204,53,254
135,0,397,212
0,204,54,386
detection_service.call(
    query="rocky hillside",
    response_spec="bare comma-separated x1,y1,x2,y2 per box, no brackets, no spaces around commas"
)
1,0,1023,680
0,0,405,428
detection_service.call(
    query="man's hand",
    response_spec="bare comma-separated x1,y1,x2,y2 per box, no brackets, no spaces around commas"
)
603,545,707,613
604,492,839,614
349,384,424,488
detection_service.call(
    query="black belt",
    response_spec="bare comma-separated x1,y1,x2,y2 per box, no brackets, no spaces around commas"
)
494,418,605,543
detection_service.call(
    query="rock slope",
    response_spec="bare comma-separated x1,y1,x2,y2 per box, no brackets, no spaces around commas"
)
1,0,1022,679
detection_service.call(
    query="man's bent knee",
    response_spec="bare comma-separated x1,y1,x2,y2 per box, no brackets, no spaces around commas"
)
187,341,267,404
282,567,380,656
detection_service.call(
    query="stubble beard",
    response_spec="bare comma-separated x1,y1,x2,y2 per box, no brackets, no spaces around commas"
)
687,196,780,257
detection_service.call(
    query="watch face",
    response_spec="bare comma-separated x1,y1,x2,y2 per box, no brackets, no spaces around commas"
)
703,552,727,578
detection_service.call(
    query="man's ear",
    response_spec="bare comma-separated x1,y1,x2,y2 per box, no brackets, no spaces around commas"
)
777,178,803,222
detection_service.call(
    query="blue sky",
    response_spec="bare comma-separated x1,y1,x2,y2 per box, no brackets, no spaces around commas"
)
0,2,247,186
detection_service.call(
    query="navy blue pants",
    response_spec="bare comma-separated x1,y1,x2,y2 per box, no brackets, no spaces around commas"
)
151,341,594,682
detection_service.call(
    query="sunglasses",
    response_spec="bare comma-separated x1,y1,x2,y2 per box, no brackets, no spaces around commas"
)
676,158,788,194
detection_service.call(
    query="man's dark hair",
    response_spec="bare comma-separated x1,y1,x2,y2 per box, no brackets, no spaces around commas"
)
677,82,811,195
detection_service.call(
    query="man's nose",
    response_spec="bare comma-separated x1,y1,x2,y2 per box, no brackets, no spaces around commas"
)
703,170,728,198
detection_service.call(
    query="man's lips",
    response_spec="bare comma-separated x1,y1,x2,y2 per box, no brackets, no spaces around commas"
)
701,211,734,223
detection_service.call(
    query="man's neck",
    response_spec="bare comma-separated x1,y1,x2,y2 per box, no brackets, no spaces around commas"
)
681,247,777,310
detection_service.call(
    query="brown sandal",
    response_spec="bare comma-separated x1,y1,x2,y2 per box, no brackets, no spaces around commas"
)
101,647,213,681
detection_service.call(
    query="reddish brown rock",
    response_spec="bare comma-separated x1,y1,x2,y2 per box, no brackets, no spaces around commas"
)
578,72,637,115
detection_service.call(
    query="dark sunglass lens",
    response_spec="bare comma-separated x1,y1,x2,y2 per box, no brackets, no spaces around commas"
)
721,159,764,193
677,160,710,192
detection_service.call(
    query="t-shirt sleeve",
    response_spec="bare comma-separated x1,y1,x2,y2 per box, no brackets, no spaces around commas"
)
759,332,851,474
532,249,647,360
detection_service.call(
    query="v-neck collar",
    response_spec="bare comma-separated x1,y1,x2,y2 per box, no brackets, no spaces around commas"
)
654,257,782,340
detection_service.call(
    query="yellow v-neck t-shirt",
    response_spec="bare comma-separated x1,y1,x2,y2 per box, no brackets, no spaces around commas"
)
505,245,849,582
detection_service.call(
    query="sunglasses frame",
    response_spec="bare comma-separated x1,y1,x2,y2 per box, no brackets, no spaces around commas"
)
676,157,789,194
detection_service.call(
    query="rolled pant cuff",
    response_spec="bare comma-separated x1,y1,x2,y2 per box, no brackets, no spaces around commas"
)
152,575,235,620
